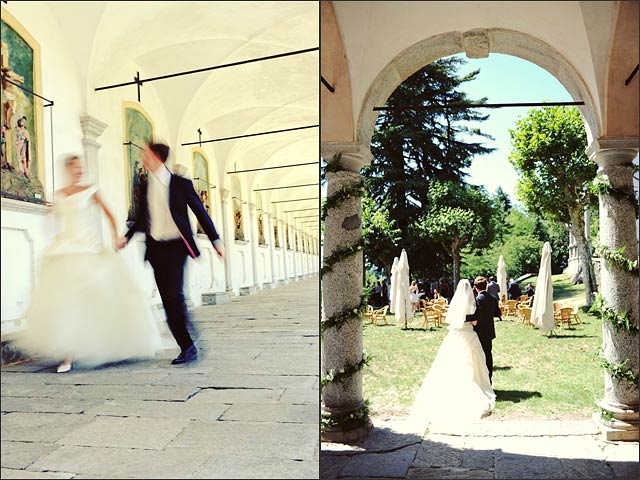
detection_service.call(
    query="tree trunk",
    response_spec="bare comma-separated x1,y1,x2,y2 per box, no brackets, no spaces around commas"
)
452,249,461,289
568,207,597,307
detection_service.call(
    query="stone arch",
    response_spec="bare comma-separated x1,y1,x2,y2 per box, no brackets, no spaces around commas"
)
356,29,601,150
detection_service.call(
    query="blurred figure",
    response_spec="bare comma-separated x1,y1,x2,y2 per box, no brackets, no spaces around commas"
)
525,284,535,297
508,279,523,300
409,280,421,313
14,155,163,373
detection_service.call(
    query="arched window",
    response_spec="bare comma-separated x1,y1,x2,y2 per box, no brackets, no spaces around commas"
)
231,175,244,241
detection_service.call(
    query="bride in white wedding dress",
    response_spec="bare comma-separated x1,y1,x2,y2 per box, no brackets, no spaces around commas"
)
408,279,496,430
14,155,163,372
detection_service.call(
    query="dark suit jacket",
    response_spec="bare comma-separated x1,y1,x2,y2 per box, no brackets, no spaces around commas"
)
125,174,220,260
466,291,498,343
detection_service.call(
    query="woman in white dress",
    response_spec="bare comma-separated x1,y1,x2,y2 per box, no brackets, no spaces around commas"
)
409,280,421,314
409,279,495,429
14,155,163,372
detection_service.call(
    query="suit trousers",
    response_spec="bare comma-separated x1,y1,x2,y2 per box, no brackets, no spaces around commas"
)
147,238,194,352
479,337,493,383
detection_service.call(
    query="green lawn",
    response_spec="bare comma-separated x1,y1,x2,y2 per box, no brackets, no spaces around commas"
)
363,274,603,421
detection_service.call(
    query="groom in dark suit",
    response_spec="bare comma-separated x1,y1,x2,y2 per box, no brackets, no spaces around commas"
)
466,276,499,383
117,142,224,365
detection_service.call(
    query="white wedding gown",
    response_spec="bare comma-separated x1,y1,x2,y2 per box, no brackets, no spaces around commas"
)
14,185,163,367
408,281,496,431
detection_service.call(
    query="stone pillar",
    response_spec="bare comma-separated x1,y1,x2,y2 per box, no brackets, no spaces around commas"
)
290,219,298,280
321,143,372,442
266,213,277,287
588,138,639,441
80,116,108,240
248,202,260,292
281,218,290,284
220,188,233,293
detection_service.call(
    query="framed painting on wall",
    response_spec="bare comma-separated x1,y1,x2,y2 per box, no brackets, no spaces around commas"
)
272,205,280,248
1,11,45,203
122,102,154,226
192,148,212,235
231,175,244,241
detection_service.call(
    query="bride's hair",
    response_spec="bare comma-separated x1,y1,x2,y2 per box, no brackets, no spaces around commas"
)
63,154,81,167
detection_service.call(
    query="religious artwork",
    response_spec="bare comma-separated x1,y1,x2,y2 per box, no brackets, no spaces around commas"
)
256,193,265,245
232,175,245,241
123,102,154,225
272,205,280,248
192,149,211,235
294,230,299,252
285,223,291,250
1,14,45,202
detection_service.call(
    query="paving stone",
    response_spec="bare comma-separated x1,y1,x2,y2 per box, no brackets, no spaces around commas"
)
0,441,59,470
407,467,494,479
56,416,188,450
190,454,318,479
320,454,350,479
461,448,495,470
0,413,93,443
84,399,229,421
167,420,317,460
608,460,640,479
494,451,562,479
221,403,318,423
0,396,101,415
361,423,423,452
559,458,615,479
0,469,74,479
188,387,284,404
1,383,198,402
29,445,210,478
339,445,419,478
279,387,320,404
413,436,465,468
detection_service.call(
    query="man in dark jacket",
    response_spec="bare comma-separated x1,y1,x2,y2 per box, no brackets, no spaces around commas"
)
466,276,499,382
117,142,224,365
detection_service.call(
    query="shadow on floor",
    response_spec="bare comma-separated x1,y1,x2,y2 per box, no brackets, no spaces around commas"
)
321,424,638,479
494,389,542,403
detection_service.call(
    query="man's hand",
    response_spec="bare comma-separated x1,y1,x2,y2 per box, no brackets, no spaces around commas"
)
115,236,129,250
213,239,225,260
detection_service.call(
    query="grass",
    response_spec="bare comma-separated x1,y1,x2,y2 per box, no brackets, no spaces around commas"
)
363,274,604,421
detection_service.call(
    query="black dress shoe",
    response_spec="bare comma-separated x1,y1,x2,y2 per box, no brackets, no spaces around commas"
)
171,345,198,365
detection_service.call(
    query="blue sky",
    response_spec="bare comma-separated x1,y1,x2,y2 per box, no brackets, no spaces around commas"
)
451,52,573,205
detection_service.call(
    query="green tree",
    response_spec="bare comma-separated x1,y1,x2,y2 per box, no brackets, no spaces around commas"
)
363,56,495,277
362,194,402,274
419,181,499,286
509,106,597,306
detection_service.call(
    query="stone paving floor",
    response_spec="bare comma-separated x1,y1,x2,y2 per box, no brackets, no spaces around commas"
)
1,277,320,479
321,417,639,479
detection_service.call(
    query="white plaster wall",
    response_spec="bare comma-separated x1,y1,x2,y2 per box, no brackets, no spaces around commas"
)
333,1,602,140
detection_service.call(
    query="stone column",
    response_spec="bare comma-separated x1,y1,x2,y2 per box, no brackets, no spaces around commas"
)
220,188,233,293
588,138,639,441
281,218,290,284
266,212,277,288
290,219,298,280
248,202,260,292
321,143,372,442
80,116,108,240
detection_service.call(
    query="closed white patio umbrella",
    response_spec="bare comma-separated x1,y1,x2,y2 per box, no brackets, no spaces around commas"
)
531,242,554,332
394,249,411,328
389,256,399,313
497,255,508,303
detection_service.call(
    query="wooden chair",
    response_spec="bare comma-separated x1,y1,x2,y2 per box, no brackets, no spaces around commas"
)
518,295,529,302
570,305,583,325
422,307,442,328
504,300,518,317
558,307,574,329
519,306,533,326
370,306,389,326
363,305,375,323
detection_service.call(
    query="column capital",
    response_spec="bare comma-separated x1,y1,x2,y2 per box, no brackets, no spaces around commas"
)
248,202,257,213
586,137,639,166
80,115,108,143
220,188,231,203
321,142,373,172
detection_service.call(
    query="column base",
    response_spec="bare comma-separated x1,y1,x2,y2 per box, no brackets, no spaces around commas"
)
594,400,639,441
321,416,373,444
277,279,288,286
239,286,258,296
201,292,231,306
262,282,275,289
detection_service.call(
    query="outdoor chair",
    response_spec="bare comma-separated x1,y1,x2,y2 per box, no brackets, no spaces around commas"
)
363,305,375,323
504,300,518,317
422,308,442,328
519,306,533,326
571,305,583,325
370,306,389,326
558,307,574,329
